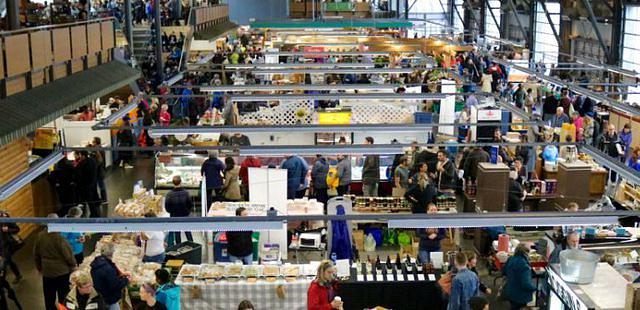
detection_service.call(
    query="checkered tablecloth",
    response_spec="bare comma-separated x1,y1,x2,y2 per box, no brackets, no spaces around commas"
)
179,279,311,310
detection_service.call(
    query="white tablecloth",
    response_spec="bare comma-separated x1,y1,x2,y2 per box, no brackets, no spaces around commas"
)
179,279,311,310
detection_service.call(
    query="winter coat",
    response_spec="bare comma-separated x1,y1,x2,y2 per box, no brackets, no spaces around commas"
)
164,188,193,217
362,155,380,185
223,166,242,200
62,287,107,310
156,283,180,310
34,231,77,278
201,157,225,189
311,157,330,190
226,231,253,257
502,253,537,305
90,255,129,305
307,280,337,310
239,157,261,185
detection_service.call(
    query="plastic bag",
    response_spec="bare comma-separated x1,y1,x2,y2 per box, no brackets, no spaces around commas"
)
364,233,377,252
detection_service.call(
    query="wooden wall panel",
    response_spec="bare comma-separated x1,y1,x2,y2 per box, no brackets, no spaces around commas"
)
30,30,53,69
5,76,26,96
71,25,87,59
5,34,31,77
632,120,640,149
87,23,102,54
101,21,115,50
52,28,71,63
0,40,4,78
71,58,84,73
0,139,36,238
52,63,68,80
31,69,46,87
87,54,98,68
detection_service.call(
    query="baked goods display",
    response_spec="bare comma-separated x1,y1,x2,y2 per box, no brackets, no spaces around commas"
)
348,195,410,213
175,263,316,284
114,188,164,217
207,202,267,217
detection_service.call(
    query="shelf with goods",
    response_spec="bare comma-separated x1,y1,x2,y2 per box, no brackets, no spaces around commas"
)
614,180,640,211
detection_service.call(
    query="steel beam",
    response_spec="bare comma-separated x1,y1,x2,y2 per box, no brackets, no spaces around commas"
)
579,0,612,63
610,0,623,65
452,0,467,29
507,0,529,46
154,0,163,82
539,0,562,47
6,0,20,30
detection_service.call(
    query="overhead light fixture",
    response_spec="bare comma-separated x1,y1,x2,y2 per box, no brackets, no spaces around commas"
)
250,68,416,74
0,150,64,201
199,84,403,92
149,124,432,137
389,215,618,229
239,145,405,156
263,51,389,57
224,63,375,70
228,93,446,102
48,219,284,233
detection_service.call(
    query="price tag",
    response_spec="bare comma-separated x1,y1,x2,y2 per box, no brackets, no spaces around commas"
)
417,274,425,281
407,274,415,281
428,274,436,281
357,275,365,282
376,274,384,282
400,274,407,281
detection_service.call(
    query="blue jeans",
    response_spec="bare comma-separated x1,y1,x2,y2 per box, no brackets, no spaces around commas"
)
229,254,253,265
418,250,432,264
143,253,166,263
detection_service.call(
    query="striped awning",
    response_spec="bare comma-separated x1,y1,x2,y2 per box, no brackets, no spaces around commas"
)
0,61,140,147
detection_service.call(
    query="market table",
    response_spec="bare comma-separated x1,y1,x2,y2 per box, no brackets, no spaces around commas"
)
339,267,444,310
178,279,311,310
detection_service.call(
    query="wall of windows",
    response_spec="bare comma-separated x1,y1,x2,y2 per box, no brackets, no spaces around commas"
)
622,6,640,103
484,0,501,42
533,1,560,66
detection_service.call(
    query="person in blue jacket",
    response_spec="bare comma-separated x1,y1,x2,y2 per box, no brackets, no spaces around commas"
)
201,150,225,208
155,269,180,310
90,243,130,309
502,244,538,310
281,155,308,199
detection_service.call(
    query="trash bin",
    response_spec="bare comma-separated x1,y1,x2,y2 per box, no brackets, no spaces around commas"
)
166,241,202,265
213,232,230,263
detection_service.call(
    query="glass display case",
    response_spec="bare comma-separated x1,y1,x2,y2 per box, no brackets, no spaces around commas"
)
155,153,207,189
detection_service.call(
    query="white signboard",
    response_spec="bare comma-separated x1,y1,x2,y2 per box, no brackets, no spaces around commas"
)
439,79,456,136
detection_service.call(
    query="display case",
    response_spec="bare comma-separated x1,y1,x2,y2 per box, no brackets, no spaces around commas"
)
155,153,207,190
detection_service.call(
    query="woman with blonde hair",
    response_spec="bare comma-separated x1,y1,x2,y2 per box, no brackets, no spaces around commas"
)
307,260,343,310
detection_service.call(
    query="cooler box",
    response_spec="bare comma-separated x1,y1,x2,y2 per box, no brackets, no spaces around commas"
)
166,241,202,265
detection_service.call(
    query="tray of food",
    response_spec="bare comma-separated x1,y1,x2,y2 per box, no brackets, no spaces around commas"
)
282,265,300,277
242,265,262,278
263,264,281,277
199,264,225,279
224,264,243,277
178,264,201,278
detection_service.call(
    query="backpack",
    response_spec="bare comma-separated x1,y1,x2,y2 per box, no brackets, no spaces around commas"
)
156,284,180,310
326,166,339,189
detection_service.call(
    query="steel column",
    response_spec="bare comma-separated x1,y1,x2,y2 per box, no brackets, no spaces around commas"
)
579,0,612,63
539,0,561,47
154,0,164,82
610,0,623,65
124,0,133,57
507,0,529,46
6,0,20,30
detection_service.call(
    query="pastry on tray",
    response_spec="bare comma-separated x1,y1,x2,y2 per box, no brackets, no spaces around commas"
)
263,265,280,277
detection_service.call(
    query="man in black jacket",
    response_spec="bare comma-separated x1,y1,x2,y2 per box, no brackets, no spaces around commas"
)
463,146,490,182
90,243,130,309
226,207,253,265
435,150,456,192
542,91,558,122
164,176,193,246
362,137,380,197
74,151,100,217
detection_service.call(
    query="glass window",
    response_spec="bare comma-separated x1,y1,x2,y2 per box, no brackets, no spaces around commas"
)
623,6,640,103
485,0,501,41
533,1,560,69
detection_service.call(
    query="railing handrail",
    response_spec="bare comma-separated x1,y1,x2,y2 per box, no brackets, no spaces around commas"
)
0,17,115,37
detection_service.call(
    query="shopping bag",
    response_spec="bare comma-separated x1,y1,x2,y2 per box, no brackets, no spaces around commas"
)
437,272,453,295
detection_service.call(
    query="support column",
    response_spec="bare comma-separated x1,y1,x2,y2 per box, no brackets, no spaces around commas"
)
6,0,20,30
154,0,164,82
610,0,623,66
124,0,133,56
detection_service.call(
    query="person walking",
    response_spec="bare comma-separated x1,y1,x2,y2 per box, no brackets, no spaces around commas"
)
307,260,343,310
90,137,108,203
222,157,242,201
393,156,411,197
362,137,380,197
91,243,131,310
0,211,22,284
448,252,480,310
226,207,253,265
115,116,135,169
502,244,538,310
164,176,193,246
311,155,330,208
201,151,225,208
74,150,101,217
34,214,77,310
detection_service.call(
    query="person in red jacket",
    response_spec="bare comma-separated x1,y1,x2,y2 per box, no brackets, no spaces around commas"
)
239,156,261,200
307,260,343,310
